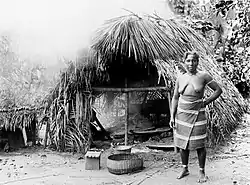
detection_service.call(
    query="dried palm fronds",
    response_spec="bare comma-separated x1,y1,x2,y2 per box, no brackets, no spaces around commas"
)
199,57,246,145
148,14,212,56
0,108,38,131
43,57,96,153
92,14,211,68
93,15,212,64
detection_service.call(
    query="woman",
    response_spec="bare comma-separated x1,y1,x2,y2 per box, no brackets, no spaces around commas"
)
170,51,222,183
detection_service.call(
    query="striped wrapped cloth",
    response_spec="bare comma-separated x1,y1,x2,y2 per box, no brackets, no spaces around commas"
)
174,95,207,150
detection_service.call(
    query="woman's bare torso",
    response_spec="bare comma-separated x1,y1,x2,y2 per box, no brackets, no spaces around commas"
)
178,72,206,99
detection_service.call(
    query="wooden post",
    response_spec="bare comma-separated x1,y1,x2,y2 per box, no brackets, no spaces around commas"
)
32,117,37,145
85,97,93,151
44,121,50,148
22,127,27,147
75,91,80,126
125,91,129,146
92,86,169,92
125,78,129,146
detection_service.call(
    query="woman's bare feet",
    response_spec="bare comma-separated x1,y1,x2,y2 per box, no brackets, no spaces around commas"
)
198,169,208,183
177,167,189,179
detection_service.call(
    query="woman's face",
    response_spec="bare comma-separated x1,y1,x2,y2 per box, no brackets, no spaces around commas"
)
184,54,198,74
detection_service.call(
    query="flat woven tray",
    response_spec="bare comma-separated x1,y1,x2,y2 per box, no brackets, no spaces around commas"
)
107,154,143,175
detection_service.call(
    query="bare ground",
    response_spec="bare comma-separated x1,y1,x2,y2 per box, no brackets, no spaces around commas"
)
0,114,250,185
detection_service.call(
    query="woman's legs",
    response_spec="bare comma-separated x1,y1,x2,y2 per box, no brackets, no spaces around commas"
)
197,147,206,168
181,148,190,166
197,147,208,183
177,148,190,179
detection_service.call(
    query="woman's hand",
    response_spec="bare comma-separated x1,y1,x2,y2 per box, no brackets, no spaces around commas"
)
169,118,176,129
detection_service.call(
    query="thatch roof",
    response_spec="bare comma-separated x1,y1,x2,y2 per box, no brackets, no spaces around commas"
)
44,14,247,152
93,14,211,61
90,14,213,88
0,107,40,131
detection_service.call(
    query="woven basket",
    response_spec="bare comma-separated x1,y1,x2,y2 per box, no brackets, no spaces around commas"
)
107,154,143,175
114,145,132,154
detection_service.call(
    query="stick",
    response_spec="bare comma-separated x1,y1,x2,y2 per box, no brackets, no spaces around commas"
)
22,127,27,147
92,86,169,92
0,106,44,113
0,174,61,185
136,170,160,185
44,121,50,148
125,78,129,146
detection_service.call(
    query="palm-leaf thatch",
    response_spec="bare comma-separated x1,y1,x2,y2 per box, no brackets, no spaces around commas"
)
92,14,211,65
43,56,98,152
44,14,247,152
0,107,39,132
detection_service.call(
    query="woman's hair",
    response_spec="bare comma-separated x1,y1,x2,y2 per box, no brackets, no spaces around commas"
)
183,51,199,62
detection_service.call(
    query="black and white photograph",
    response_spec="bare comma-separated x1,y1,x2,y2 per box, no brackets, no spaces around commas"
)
0,0,249,184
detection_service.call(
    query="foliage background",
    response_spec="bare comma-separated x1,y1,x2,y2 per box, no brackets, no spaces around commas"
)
168,0,250,98
0,35,59,109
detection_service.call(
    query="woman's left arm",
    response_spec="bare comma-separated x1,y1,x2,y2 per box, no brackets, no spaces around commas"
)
203,73,222,106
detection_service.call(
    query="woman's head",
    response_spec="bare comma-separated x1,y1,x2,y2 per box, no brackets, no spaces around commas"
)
183,51,199,74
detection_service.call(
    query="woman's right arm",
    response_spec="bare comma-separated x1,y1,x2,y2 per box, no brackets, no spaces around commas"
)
170,77,180,128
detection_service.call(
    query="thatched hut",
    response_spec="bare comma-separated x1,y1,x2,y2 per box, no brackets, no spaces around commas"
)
0,107,38,150
43,14,247,153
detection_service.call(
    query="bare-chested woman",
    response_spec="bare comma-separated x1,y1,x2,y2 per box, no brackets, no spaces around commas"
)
170,51,222,183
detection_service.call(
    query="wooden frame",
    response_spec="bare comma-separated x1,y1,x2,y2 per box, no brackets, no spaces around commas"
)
92,86,169,93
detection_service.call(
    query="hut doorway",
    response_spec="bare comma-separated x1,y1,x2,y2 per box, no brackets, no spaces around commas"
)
0,122,36,151
92,87,172,146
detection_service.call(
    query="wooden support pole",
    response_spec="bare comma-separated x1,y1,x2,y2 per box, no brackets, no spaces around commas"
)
125,91,129,146
92,86,169,92
44,121,50,148
124,78,129,146
32,118,37,146
22,127,27,147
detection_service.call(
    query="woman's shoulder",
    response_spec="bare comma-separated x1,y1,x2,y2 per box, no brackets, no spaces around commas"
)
177,72,188,80
198,71,213,83
198,71,211,78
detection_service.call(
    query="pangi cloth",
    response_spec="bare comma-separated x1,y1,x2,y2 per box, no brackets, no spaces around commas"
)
174,96,207,150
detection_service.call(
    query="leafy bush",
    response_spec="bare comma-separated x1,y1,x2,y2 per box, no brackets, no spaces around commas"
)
0,36,56,108
168,0,250,97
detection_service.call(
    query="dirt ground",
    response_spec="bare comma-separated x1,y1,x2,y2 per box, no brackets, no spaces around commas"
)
0,114,250,185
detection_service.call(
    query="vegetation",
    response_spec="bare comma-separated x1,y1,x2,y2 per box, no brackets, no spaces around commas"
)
168,0,250,97
0,36,56,133
42,58,95,152
0,36,56,109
